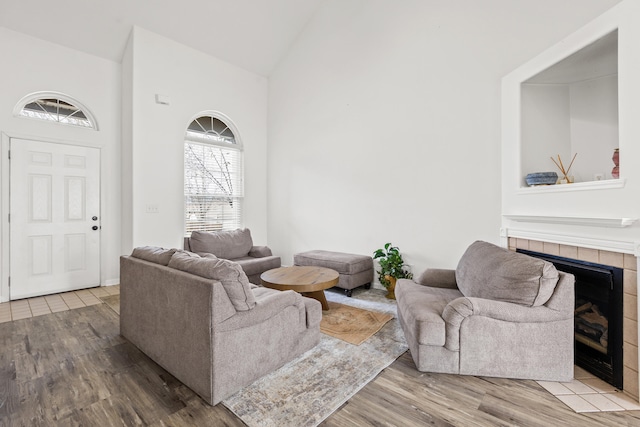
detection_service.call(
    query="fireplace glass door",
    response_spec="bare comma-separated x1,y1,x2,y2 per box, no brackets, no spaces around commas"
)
517,249,623,389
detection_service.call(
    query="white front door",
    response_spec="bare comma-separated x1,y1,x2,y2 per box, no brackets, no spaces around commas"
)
10,138,101,300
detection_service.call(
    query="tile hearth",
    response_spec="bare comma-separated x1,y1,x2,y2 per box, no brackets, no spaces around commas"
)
539,366,640,413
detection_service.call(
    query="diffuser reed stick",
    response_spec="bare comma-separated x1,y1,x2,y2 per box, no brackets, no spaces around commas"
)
550,153,577,183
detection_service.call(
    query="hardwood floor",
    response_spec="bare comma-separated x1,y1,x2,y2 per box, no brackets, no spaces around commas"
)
2,301,640,426
325,353,640,426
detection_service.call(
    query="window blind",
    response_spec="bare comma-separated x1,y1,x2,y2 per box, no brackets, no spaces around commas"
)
184,141,243,235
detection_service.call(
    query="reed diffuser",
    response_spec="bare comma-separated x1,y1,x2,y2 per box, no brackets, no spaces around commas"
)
551,153,577,184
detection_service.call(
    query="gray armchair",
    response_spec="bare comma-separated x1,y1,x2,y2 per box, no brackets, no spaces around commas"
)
395,241,575,382
184,228,280,284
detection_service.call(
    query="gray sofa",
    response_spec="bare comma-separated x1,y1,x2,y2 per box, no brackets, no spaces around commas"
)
395,240,575,382
120,246,321,405
184,228,281,284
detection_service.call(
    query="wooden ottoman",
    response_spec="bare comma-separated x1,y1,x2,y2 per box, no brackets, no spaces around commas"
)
293,250,373,297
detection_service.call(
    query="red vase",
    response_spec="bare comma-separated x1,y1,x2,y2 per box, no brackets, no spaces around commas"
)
612,148,619,179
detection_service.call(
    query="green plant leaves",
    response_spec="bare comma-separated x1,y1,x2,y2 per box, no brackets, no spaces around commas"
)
372,242,413,288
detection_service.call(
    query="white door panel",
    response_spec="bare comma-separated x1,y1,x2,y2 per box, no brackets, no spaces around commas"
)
10,139,100,299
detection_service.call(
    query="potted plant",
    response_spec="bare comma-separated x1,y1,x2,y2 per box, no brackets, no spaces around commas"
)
373,243,413,299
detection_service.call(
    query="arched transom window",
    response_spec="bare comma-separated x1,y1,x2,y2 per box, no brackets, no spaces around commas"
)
184,114,244,235
14,92,97,130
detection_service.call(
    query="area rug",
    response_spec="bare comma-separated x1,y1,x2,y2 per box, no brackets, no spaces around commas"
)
222,288,408,427
320,301,393,345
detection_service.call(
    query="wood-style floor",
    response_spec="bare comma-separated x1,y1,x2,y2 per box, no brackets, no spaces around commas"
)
2,302,640,426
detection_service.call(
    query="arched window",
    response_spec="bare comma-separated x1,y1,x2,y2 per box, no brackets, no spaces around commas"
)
184,114,243,235
14,92,98,130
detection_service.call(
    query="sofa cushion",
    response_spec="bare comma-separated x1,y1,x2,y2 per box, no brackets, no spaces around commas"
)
131,246,177,266
249,246,273,258
189,229,253,260
168,251,256,311
455,241,558,307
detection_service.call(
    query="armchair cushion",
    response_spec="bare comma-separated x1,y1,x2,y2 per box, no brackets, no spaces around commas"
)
189,228,253,259
455,240,558,307
168,251,256,311
131,246,177,266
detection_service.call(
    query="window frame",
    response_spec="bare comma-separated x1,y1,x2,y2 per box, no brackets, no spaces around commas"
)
184,112,244,236
13,91,98,130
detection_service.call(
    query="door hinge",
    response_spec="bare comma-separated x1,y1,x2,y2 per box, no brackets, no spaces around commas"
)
7,214,9,223
7,150,10,160
7,277,10,287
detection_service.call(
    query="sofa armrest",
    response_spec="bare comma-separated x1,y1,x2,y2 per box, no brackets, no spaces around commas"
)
217,289,302,332
417,268,458,289
249,245,273,258
443,296,572,328
303,297,322,328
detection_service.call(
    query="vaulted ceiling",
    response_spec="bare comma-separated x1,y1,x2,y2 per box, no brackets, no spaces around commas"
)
0,0,324,76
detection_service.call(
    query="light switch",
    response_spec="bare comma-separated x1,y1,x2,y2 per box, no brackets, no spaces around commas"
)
155,94,171,105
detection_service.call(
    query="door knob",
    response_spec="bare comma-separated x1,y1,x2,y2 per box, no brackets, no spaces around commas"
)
92,216,98,221
92,226,98,231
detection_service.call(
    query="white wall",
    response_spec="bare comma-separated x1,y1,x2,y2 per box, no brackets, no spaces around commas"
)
570,75,619,181
521,75,618,184
521,84,571,180
0,27,122,299
121,33,134,254
268,0,622,274
122,27,269,252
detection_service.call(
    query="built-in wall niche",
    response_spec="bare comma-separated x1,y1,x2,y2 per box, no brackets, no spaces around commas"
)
520,30,618,187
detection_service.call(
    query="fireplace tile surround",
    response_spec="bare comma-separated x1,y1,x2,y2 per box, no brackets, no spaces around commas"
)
508,237,638,401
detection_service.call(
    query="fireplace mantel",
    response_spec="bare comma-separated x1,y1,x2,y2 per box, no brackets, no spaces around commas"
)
502,227,639,256
503,215,637,228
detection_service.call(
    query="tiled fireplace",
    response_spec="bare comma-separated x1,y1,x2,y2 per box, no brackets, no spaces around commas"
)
499,0,640,408
508,237,638,401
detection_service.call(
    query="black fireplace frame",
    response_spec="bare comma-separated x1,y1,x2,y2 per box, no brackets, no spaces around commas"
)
517,249,623,389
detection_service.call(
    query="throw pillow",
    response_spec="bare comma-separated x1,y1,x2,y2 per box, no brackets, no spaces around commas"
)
455,241,558,307
168,251,256,311
188,228,253,260
131,246,177,266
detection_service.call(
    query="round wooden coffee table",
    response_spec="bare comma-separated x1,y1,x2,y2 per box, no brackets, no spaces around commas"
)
260,266,339,310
